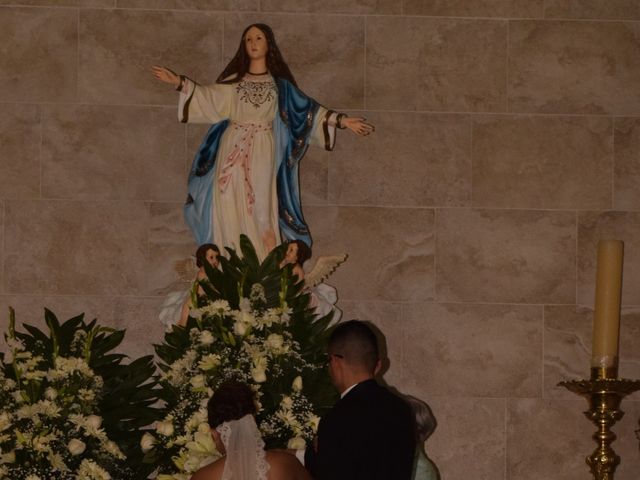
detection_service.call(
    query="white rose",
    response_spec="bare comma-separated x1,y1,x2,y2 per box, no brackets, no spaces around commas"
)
239,298,251,311
86,415,102,430
190,375,206,389
156,420,175,437
292,376,303,392
251,367,267,383
44,388,57,400
266,333,284,351
199,330,214,345
233,321,247,336
68,438,86,456
287,437,306,450
103,440,125,459
140,432,157,453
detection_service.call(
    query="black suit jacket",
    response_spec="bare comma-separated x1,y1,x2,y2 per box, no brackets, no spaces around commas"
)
305,379,416,480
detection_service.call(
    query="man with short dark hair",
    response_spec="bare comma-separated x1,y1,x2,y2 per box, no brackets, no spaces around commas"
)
305,320,416,480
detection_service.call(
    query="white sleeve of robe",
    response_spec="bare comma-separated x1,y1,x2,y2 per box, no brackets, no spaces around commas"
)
308,106,338,151
178,78,232,124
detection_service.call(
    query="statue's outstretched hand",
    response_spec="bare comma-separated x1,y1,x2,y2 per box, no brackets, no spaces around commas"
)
342,116,375,136
151,65,180,88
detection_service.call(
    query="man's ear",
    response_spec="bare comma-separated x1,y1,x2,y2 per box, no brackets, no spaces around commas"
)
373,358,382,376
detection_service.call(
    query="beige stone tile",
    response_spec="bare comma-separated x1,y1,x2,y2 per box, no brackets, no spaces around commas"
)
544,305,592,400
42,105,185,202
4,200,148,295
339,300,403,388
472,115,612,209
116,0,255,9
0,202,4,295
545,305,640,399
545,0,640,20
417,397,505,480
260,0,399,14
366,16,507,112
0,0,112,5
507,398,594,480
0,104,40,200
305,206,435,302
299,148,328,206
0,8,77,103
224,14,365,109
330,112,471,207
147,202,196,296
404,0,543,17
577,211,640,306
614,118,640,211
509,20,640,115
112,296,167,359
78,9,223,105
437,209,576,304
403,303,542,397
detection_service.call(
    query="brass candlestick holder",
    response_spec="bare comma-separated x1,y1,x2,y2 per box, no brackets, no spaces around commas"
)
558,366,640,480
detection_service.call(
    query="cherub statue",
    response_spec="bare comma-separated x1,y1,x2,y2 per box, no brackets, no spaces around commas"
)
158,243,220,328
279,240,347,323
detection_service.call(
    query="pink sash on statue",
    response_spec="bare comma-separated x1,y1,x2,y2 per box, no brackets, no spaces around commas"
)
218,120,272,215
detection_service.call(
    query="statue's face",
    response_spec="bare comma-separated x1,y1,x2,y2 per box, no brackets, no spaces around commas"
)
244,26,268,61
205,248,219,268
284,242,299,265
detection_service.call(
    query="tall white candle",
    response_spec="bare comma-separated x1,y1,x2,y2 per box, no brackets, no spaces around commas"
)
591,240,624,371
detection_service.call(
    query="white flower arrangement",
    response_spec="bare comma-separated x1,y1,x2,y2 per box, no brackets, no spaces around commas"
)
0,309,157,480
0,346,128,479
147,240,336,479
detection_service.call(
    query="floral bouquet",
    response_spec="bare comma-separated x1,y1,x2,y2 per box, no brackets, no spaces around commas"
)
145,236,337,479
0,308,159,480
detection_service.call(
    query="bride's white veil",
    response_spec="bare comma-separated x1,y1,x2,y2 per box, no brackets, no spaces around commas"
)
216,414,269,480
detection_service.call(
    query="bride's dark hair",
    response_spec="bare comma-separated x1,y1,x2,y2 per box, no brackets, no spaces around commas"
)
207,381,256,428
216,23,297,87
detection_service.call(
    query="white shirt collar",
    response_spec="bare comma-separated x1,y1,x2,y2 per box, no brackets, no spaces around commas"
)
340,383,359,399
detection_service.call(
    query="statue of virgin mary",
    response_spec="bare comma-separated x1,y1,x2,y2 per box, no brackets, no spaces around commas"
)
153,24,373,260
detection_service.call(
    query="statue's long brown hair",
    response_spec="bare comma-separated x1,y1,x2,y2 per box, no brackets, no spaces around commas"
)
216,23,297,87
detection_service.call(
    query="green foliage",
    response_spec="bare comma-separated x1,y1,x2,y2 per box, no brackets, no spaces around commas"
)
3,308,161,479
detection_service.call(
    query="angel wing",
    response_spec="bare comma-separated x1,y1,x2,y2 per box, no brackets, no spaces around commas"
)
305,254,348,288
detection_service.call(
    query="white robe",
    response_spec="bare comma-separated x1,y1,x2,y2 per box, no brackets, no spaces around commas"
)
179,74,336,260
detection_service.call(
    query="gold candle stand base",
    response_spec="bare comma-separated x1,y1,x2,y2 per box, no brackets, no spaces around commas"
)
558,375,640,480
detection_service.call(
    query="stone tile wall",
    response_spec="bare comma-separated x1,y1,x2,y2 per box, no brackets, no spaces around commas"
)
1,2,639,478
